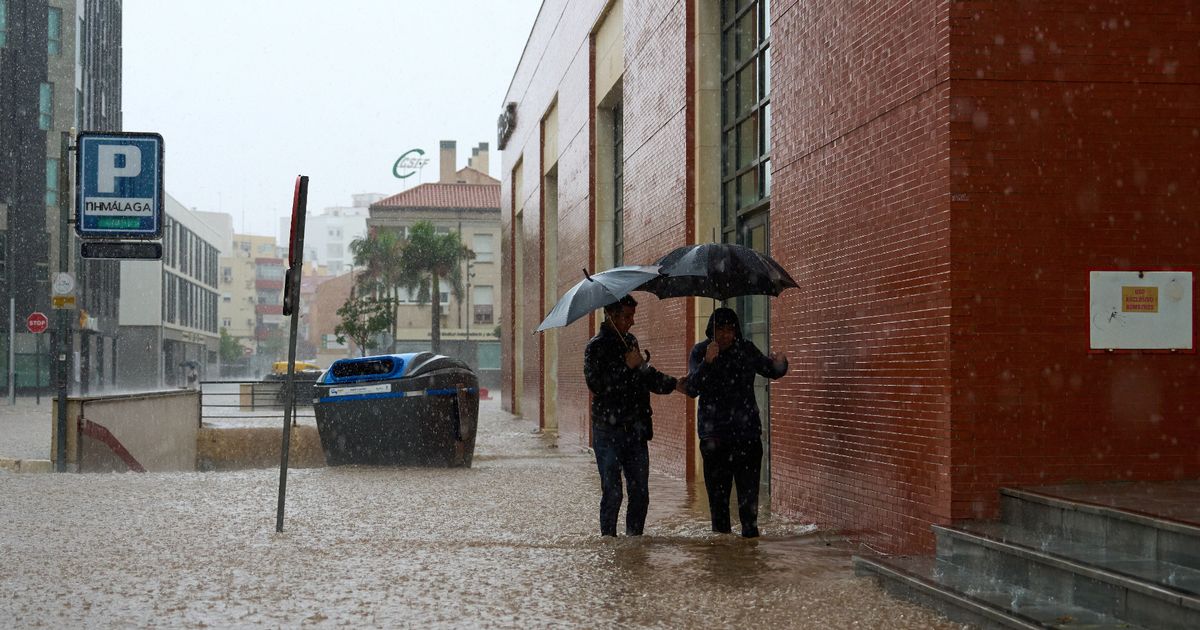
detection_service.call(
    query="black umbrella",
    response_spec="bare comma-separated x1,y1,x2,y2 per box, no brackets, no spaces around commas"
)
535,265,663,333
637,243,797,301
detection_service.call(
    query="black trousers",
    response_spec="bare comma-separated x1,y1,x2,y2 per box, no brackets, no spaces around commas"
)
700,436,763,536
592,426,650,536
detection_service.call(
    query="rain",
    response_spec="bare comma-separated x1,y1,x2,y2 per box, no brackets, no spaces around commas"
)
1,397,960,628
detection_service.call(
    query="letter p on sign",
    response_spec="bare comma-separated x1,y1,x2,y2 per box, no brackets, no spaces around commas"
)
97,145,142,193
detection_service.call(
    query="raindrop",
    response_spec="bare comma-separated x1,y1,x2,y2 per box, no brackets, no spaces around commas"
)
971,110,989,130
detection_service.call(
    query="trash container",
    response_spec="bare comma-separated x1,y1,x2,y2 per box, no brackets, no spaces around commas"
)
314,352,479,467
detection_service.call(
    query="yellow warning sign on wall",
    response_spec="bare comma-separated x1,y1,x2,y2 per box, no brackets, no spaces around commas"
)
1122,286,1159,313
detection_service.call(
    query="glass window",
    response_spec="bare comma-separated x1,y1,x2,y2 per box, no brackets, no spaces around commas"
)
720,0,770,237
0,1,7,47
474,285,494,306
48,7,61,55
472,234,494,263
39,83,53,130
45,158,59,206
612,103,624,266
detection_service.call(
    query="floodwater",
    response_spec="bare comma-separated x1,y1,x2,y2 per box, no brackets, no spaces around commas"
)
0,397,962,628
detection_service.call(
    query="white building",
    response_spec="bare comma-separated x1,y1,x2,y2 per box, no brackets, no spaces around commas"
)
277,193,381,275
116,193,222,389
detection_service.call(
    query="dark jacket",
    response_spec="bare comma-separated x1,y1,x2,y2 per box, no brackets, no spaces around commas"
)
584,321,678,439
685,309,787,440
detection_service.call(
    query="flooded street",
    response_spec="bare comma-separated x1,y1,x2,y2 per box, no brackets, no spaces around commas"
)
1,399,960,628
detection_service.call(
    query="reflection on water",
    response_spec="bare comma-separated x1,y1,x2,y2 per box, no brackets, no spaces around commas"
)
0,400,961,628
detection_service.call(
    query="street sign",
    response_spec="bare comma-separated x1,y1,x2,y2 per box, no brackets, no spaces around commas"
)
76,132,164,239
26,312,48,334
80,241,163,260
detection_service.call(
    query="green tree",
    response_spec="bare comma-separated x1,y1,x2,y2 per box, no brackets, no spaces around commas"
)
397,220,473,353
334,295,395,356
350,229,404,350
218,327,244,364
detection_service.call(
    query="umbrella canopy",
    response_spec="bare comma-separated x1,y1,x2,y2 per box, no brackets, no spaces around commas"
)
535,265,663,333
637,243,797,301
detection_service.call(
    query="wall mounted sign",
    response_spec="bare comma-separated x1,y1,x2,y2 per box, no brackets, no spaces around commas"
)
392,148,430,179
497,102,517,150
1089,270,1193,352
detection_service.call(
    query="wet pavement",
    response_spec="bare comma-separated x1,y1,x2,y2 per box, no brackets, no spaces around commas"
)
1,396,963,628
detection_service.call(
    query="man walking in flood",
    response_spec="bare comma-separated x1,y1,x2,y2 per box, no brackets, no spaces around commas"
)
584,295,685,537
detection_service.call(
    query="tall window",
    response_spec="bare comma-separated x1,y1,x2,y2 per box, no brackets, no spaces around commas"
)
45,158,59,206
0,1,8,47
47,7,62,54
473,233,494,263
612,104,624,266
720,0,770,240
39,83,53,130
474,285,494,324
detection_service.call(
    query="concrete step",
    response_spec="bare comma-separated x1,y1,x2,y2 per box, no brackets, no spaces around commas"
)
196,424,325,471
854,554,1141,629
961,520,1200,597
934,524,1200,630
1002,487,1200,575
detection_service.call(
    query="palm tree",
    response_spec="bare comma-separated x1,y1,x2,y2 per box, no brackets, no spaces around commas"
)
397,220,474,353
349,229,404,349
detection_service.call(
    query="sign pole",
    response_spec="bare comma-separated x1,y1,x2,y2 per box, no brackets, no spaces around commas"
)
7,297,13,404
55,131,73,472
276,175,309,532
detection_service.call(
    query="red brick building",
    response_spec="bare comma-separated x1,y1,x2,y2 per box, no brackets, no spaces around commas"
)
500,0,1200,552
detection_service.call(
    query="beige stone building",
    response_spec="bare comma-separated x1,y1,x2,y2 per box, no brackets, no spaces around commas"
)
217,234,284,376
363,140,502,387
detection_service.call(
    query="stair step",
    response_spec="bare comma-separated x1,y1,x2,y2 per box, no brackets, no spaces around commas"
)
855,554,1146,629
936,524,1200,630
960,520,1200,596
1002,488,1200,573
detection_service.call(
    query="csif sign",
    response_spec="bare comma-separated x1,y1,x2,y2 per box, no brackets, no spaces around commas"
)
392,148,430,179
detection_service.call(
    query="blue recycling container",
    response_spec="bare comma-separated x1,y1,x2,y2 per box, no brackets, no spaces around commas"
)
314,352,479,467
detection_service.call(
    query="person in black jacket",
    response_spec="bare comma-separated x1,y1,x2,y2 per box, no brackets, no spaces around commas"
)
684,307,787,538
584,295,685,536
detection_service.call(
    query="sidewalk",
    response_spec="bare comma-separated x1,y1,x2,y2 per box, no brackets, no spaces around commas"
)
0,397,54,468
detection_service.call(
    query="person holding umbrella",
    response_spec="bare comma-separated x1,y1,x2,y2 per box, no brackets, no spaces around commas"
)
584,295,687,537
683,307,788,538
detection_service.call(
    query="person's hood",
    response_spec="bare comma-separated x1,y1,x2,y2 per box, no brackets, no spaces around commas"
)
704,307,744,340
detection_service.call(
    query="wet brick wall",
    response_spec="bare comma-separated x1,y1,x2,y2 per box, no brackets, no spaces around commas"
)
502,0,695,473
505,0,1200,554
770,0,953,553
943,1,1200,528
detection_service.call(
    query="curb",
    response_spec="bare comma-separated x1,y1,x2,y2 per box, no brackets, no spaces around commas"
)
0,457,53,473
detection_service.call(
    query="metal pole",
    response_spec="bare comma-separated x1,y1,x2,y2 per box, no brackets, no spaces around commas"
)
7,296,13,404
277,175,308,532
55,131,72,472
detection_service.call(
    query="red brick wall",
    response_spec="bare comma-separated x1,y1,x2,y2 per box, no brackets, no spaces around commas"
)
946,0,1200,522
505,0,1200,554
771,0,953,553
502,0,697,472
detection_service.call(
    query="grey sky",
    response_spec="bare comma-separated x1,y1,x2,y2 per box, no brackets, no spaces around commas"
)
122,1,541,240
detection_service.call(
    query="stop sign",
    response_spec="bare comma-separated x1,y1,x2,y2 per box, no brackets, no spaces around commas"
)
26,312,49,334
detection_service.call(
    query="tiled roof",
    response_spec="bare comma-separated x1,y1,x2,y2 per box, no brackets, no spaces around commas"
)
372,183,500,210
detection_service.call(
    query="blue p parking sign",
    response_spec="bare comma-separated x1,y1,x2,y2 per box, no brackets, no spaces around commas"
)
76,132,164,239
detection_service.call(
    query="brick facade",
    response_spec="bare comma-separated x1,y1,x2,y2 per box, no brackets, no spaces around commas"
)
503,0,1200,552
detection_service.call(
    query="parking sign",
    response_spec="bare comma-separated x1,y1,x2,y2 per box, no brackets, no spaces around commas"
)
76,132,164,239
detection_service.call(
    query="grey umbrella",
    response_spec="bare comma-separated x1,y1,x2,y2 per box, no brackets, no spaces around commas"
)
636,243,797,301
535,265,663,333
